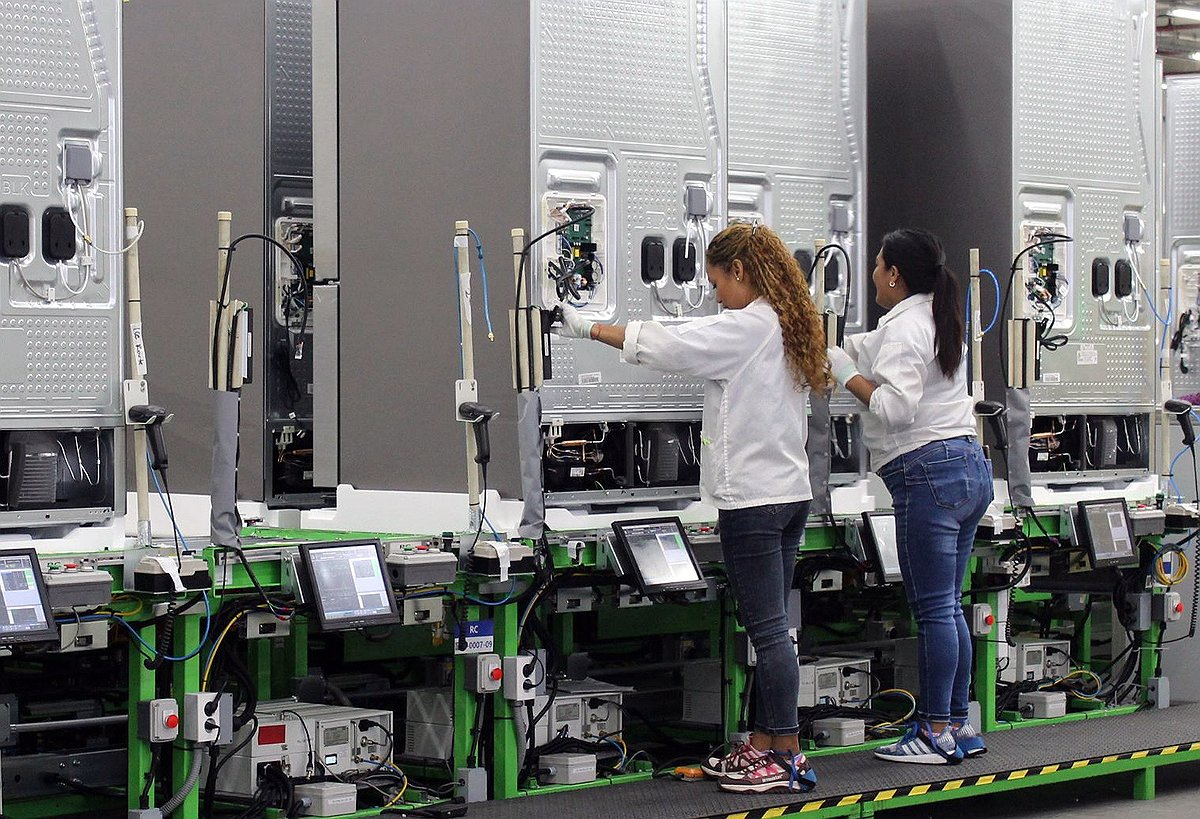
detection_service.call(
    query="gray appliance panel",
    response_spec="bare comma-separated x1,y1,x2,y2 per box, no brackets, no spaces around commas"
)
1166,77,1200,241
1165,76,1200,396
729,0,853,179
533,0,865,420
1014,0,1146,187
532,0,722,418
268,0,313,178
728,0,866,415
1014,0,1157,411
0,0,124,421
535,0,708,151
265,0,322,499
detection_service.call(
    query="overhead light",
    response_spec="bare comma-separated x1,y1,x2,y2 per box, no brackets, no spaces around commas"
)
1191,51,1200,61
1171,7,1200,22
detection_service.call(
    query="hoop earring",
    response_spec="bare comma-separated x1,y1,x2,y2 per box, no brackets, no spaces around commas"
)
888,280,896,288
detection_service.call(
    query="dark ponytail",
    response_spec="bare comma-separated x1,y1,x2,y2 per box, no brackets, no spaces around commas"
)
880,228,964,379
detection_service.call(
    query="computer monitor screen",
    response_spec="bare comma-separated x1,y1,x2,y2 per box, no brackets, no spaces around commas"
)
298,540,400,631
861,512,903,583
0,548,57,646
610,518,708,594
1077,500,1137,568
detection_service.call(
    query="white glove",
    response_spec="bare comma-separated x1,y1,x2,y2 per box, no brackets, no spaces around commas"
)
554,303,595,340
827,346,859,387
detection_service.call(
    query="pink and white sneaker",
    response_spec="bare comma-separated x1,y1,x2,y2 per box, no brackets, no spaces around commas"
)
718,751,818,794
701,741,764,778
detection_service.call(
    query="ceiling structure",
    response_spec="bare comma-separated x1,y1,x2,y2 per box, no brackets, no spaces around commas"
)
1160,1,1200,74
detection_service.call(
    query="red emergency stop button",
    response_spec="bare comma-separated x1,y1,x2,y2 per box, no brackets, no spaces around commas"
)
164,713,179,730
985,615,995,626
490,667,503,681
1177,603,1185,614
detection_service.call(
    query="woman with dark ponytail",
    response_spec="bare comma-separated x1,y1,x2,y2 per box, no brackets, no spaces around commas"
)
827,228,993,765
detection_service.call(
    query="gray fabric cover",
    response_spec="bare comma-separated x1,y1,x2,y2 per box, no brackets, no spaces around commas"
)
209,389,243,547
517,390,546,539
1005,386,1034,508
806,390,833,516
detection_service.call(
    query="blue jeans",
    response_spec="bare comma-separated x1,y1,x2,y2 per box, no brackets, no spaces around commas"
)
878,438,993,723
719,501,810,735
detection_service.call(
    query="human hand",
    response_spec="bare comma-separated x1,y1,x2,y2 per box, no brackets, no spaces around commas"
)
826,346,859,387
553,303,595,340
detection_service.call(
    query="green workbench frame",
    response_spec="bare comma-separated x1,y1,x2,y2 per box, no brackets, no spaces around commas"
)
2,512,1186,818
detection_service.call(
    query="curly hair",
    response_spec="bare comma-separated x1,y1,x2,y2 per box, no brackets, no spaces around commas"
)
706,223,830,390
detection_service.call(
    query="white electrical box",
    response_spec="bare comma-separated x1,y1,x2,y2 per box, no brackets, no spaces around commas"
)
799,656,872,708
542,752,597,785
812,717,866,747
294,781,357,817
503,654,540,702
137,698,180,745
532,681,626,746
970,603,995,637
1001,638,1071,684
210,702,392,798
1018,690,1067,719
183,692,223,744
465,653,503,694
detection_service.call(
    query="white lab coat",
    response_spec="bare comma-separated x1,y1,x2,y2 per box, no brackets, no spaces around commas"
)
843,293,975,469
621,298,812,509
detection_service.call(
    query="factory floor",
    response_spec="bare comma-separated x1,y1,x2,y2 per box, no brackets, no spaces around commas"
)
60,763,1200,819
886,760,1200,818
469,705,1200,819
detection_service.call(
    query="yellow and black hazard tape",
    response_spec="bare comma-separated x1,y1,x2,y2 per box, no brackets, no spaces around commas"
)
709,741,1200,819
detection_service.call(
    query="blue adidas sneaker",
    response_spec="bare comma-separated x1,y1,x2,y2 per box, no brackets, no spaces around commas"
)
952,720,987,757
874,720,964,765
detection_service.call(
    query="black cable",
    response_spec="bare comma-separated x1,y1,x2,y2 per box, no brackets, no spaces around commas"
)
203,715,258,819
140,745,161,809
963,533,1034,597
1164,513,1200,646
738,666,754,731
585,697,690,749
812,243,853,309
999,235,1073,388
468,693,485,767
49,774,124,799
524,673,559,767
475,463,489,543
1192,447,1199,508
293,276,311,357
279,709,315,776
144,602,176,671
273,339,304,408
1030,291,1068,351
513,206,595,392
1024,508,1061,545
525,735,624,776
212,233,306,393
226,546,293,616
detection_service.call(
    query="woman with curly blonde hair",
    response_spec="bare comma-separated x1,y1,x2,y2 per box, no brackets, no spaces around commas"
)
556,222,825,795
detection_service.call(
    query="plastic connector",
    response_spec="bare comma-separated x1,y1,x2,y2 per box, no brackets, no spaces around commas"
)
183,692,222,743
684,185,709,219
502,654,538,702
1123,212,1144,243
63,140,95,184
0,205,30,260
